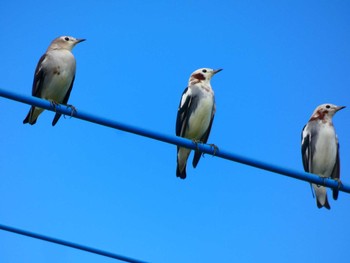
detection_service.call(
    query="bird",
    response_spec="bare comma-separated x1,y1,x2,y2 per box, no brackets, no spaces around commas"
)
23,36,85,126
176,68,222,179
301,103,345,209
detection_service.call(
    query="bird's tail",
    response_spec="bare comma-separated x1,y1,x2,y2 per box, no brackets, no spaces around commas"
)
176,147,191,179
23,106,44,125
176,164,186,179
312,184,330,209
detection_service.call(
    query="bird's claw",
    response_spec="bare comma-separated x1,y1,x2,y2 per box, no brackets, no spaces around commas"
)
334,178,343,189
202,143,219,158
64,104,77,119
191,140,218,158
192,139,201,151
50,100,60,112
67,104,77,116
209,143,219,156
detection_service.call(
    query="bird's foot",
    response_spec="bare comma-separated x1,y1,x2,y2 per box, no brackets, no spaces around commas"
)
201,143,219,158
50,100,60,112
209,143,219,156
64,104,77,119
192,139,202,151
334,178,343,189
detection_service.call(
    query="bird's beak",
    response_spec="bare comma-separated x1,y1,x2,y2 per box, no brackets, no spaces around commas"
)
76,38,86,43
336,105,346,112
213,69,223,74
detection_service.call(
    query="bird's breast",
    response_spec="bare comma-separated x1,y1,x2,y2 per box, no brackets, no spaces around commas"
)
312,124,337,177
186,95,214,139
41,51,76,102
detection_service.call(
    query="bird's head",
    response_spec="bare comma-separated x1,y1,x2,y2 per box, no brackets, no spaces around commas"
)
188,68,222,86
48,36,86,51
309,103,345,122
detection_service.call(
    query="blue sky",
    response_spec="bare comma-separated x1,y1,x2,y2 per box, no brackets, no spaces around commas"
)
1,1,350,262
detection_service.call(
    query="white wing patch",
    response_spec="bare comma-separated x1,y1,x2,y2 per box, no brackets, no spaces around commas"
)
180,88,192,108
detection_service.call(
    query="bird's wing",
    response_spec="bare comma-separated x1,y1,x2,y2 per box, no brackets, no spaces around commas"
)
200,101,215,144
62,75,75,105
331,137,341,200
176,87,193,137
301,125,312,172
331,137,340,181
32,54,47,97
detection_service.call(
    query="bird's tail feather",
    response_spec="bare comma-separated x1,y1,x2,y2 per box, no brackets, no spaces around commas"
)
312,184,330,209
23,106,43,125
176,164,186,179
177,147,191,179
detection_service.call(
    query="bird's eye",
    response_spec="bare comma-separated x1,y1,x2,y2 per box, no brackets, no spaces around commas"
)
64,37,70,41
202,69,207,73
326,105,330,109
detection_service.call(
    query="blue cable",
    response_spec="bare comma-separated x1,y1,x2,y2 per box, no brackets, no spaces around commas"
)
0,224,149,263
0,88,348,193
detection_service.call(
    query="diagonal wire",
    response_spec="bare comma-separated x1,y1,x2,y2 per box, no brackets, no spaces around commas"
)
0,88,349,194
1,223,150,263
0,224,149,263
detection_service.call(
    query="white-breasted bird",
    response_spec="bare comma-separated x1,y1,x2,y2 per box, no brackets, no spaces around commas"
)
23,36,85,126
301,103,345,209
176,68,222,179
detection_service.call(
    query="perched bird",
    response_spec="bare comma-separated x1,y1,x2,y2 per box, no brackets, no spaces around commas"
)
176,68,222,179
301,103,345,209
23,36,85,126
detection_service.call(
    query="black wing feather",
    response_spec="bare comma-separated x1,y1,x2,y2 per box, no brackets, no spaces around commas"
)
301,125,311,172
32,54,47,97
176,87,192,137
331,142,340,200
23,54,47,125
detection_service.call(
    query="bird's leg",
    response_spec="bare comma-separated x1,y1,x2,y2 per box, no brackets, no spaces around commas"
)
63,104,77,118
334,178,343,189
64,104,77,119
192,139,201,151
50,100,60,112
201,143,219,158
209,143,219,156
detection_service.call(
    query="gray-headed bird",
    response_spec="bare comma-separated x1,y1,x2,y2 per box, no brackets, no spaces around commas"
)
23,36,85,126
301,103,345,209
176,68,222,179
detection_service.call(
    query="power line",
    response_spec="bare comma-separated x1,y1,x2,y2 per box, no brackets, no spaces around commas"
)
0,224,148,263
1,88,349,194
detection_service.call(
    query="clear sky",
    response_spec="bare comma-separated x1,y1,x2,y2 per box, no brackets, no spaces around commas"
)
1,1,350,262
